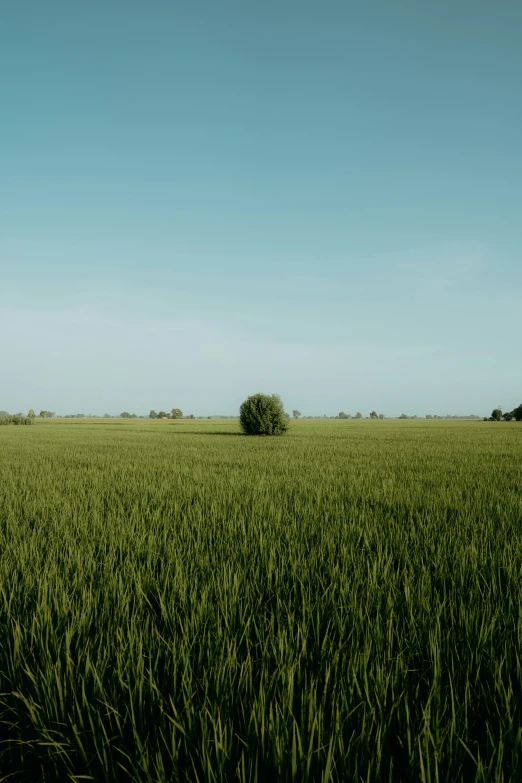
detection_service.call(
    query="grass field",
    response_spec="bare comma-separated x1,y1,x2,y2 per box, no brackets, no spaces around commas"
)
1,418,522,781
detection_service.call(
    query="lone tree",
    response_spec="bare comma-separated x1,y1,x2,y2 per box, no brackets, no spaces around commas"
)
171,408,183,419
239,393,288,436
292,409,301,419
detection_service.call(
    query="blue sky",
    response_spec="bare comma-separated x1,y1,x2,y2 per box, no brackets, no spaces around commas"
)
2,1,521,416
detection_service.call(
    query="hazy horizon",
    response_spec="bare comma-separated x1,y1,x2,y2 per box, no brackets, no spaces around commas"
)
3,1,521,416
0,406,497,420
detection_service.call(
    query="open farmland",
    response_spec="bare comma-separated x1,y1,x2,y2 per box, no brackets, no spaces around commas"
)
1,418,522,781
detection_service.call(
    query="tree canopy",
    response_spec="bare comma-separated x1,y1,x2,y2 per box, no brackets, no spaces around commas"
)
239,393,288,436
488,403,522,422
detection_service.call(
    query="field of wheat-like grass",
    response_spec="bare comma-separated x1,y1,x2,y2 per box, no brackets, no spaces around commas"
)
1,418,521,781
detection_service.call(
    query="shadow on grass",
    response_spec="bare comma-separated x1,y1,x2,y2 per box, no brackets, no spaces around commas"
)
169,430,245,437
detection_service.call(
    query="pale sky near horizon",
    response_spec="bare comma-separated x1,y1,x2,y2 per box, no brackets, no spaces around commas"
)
2,1,521,417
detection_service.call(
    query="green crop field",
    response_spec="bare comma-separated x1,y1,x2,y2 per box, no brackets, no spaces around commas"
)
1,418,522,781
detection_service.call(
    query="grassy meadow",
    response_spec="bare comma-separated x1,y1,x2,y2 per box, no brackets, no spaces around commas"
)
1,417,522,781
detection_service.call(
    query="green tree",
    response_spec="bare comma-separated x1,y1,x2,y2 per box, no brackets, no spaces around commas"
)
239,393,288,436
370,411,377,419
157,411,168,419
378,413,385,419
399,413,408,419
149,410,158,419
512,404,522,422
120,412,131,418
27,409,35,419
292,409,301,419
12,415,32,425
171,408,183,419
338,412,348,419
491,408,502,421
355,412,362,419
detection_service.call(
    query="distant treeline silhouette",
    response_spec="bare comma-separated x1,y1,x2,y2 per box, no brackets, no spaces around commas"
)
487,404,522,422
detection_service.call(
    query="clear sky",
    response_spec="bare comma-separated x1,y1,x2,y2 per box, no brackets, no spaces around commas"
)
2,1,521,417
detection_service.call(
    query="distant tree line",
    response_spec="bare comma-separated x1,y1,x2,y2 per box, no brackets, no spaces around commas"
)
488,403,522,422
0,405,491,423
0,414,33,426
338,411,385,419
296,413,482,420
148,408,184,419
397,414,480,420
2,409,55,420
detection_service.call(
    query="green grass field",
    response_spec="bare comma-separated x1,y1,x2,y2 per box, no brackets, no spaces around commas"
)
1,418,522,781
